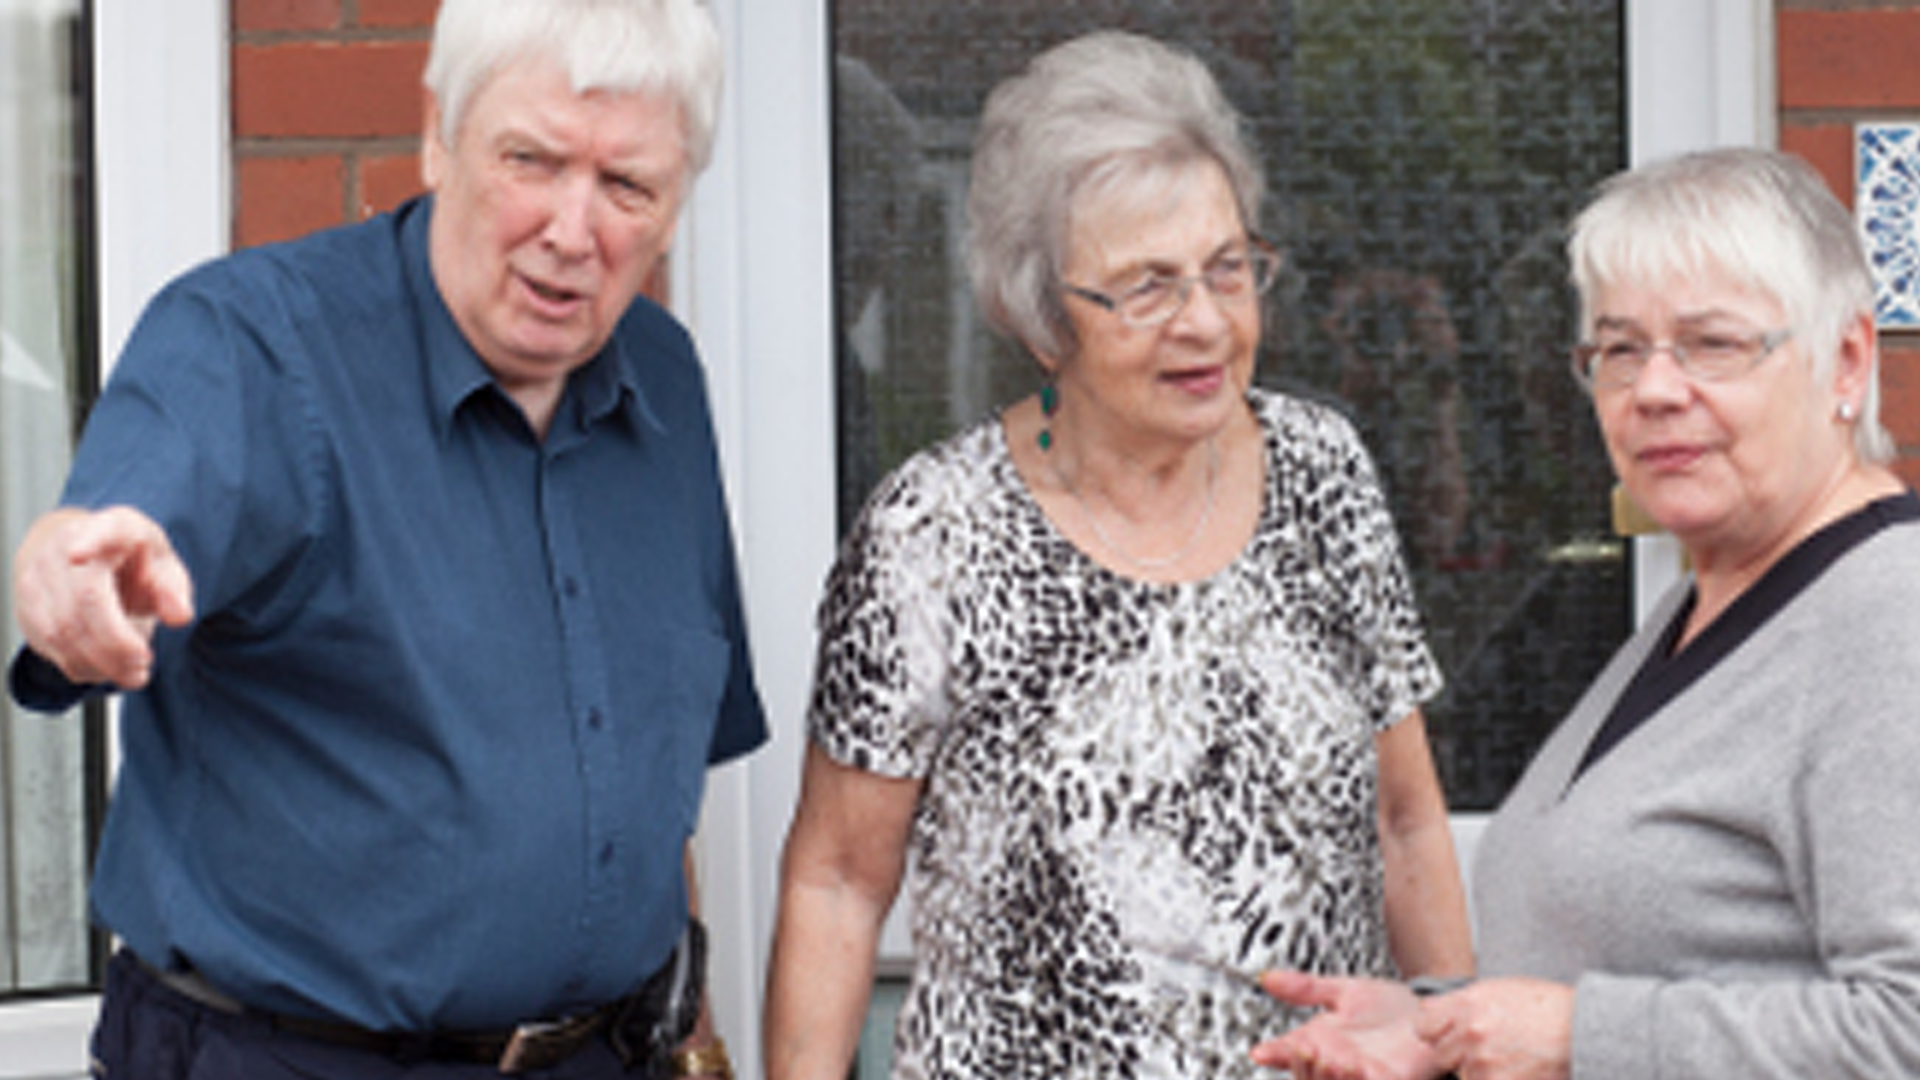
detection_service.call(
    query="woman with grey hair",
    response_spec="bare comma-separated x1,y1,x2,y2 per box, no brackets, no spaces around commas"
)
766,30,1471,1080
1254,147,1920,1080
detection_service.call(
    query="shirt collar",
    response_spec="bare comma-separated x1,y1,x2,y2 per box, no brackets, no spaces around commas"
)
401,196,667,442
571,333,667,438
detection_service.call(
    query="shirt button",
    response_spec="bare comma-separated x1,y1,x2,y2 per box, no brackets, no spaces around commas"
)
587,707,604,731
598,842,616,866
563,577,581,598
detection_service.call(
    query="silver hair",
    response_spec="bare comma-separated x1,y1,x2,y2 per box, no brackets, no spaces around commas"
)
966,30,1265,361
424,0,723,174
1569,146,1893,464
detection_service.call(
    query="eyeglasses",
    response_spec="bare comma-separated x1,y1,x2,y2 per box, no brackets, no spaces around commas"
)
1570,325,1793,392
1064,238,1281,328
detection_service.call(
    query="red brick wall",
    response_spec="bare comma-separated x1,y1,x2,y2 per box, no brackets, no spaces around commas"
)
230,0,433,249
227,2,1920,485
1779,1,1920,490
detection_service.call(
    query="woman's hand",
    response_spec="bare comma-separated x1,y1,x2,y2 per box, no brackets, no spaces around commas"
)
1250,971,1445,1080
1415,978,1573,1080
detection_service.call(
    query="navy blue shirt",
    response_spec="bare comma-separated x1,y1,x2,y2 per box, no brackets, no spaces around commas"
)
8,197,767,1030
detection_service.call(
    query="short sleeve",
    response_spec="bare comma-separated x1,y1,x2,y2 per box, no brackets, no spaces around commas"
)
58,264,322,619
1272,398,1444,731
805,463,960,779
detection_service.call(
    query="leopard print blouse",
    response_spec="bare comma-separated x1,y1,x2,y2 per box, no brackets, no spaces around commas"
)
809,388,1443,1079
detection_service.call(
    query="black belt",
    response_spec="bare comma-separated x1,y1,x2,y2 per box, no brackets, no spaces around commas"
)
141,919,706,1074
267,996,619,1073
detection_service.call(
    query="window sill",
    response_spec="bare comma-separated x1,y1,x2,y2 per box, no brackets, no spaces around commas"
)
0,995,93,1079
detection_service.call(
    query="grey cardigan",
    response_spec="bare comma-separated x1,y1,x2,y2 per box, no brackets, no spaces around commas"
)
1474,506,1920,1078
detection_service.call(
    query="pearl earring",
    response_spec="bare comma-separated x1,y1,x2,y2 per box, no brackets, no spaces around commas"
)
1838,401,1858,422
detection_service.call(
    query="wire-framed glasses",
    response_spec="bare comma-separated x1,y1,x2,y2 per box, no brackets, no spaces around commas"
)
1064,237,1282,328
1571,324,1793,392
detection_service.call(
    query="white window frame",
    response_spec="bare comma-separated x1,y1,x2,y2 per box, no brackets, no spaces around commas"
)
0,1,1773,1075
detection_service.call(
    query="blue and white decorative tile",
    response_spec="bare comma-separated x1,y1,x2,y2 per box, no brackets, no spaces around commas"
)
1858,122,1920,329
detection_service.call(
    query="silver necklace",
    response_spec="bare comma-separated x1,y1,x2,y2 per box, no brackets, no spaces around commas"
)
1060,437,1219,572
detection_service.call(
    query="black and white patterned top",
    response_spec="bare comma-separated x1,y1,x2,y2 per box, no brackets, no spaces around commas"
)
809,388,1443,1079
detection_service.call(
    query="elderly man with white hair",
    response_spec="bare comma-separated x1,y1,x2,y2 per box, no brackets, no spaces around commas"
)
7,2,763,1076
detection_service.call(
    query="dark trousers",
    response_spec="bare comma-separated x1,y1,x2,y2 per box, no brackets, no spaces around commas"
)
91,951,667,1080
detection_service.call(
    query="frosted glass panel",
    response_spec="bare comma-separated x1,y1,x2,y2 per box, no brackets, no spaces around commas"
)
2,0,96,997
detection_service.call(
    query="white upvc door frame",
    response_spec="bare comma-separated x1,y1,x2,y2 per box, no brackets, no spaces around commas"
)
1623,0,1777,616
0,1,1771,1076
677,3,837,1079
95,0,231,372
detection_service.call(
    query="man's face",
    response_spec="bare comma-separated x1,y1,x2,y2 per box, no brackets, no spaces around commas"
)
423,58,690,396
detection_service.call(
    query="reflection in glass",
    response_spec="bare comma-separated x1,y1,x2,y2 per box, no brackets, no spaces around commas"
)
832,0,1628,811
1,0,95,996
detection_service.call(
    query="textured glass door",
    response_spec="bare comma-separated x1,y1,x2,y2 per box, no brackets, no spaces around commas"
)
831,0,1628,812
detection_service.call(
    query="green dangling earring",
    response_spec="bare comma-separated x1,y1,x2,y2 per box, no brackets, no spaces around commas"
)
1037,380,1058,452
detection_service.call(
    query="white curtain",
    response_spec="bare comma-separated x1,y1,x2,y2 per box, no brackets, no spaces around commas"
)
1,0,90,993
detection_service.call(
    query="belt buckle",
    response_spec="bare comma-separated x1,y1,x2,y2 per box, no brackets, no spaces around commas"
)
497,1019,573,1075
